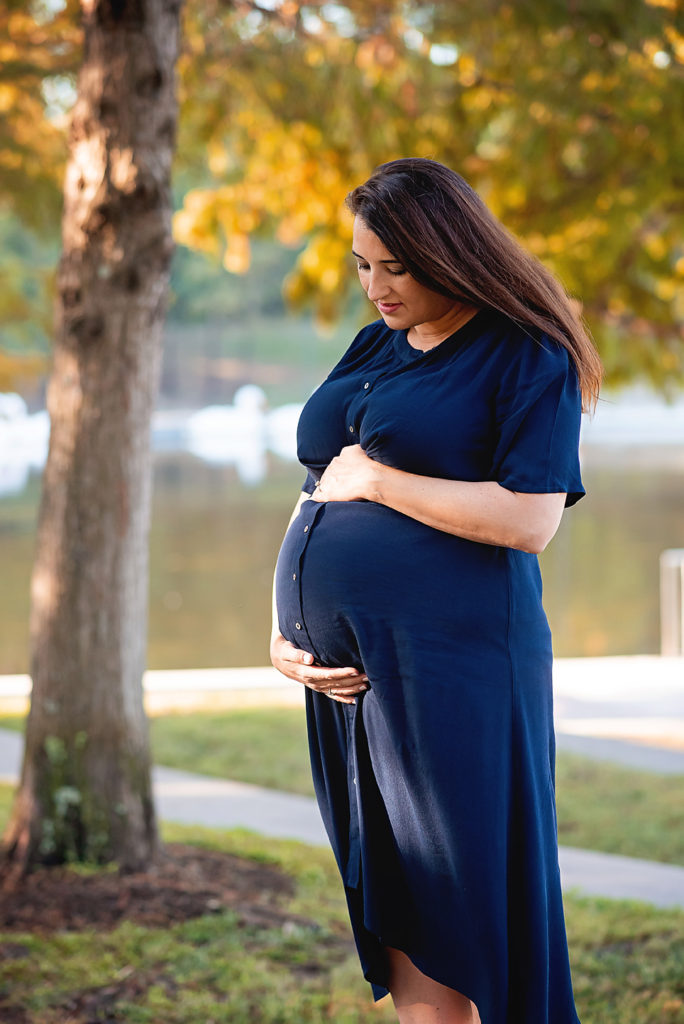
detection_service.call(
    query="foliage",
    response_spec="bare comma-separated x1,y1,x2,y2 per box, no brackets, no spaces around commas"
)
168,237,297,321
0,0,78,385
0,211,57,384
1,1,682,388
0,0,77,226
175,0,684,387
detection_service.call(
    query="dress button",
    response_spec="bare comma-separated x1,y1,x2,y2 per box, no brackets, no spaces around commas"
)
292,573,297,581
363,381,370,390
295,622,302,630
349,425,355,433
303,524,309,533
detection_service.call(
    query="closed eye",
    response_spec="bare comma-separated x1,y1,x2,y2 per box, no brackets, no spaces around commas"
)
355,262,406,276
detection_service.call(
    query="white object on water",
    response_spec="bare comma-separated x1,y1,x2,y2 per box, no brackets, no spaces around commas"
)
0,394,50,496
265,402,303,461
186,385,269,485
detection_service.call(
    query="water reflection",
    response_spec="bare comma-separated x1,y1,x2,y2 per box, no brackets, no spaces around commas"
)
0,386,303,496
184,386,302,485
1,445,683,672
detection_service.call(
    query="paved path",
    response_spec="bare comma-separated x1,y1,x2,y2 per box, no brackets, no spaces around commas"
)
555,732,684,774
2,726,683,910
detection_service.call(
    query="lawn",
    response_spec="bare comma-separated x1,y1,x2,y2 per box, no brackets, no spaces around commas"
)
0,782,683,1023
2,708,684,865
149,708,684,866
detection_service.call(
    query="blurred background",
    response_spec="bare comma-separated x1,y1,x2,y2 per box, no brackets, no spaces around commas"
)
1,0,683,673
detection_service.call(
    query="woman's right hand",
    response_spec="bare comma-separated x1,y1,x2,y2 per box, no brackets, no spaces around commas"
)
270,633,369,705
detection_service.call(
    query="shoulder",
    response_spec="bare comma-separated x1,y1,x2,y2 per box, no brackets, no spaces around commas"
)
479,309,577,387
327,318,395,377
473,311,581,424
347,318,394,354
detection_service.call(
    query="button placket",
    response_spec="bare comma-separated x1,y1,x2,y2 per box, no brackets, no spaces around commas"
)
287,502,322,656
346,377,374,441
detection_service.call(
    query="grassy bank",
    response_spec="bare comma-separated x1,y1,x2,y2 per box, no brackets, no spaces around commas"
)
2,708,683,866
0,782,683,1023
150,708,684,866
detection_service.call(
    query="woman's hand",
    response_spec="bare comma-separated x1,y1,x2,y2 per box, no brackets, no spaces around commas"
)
270,633,369,705
311,444,382,503
312,448,566,553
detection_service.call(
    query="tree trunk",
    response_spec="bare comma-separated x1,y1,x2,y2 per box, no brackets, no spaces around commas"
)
3,0,182,873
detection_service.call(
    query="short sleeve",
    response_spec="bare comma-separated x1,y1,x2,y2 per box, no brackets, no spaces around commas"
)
491,349,585,507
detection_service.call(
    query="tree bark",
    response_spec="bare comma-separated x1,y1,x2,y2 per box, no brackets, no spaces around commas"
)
3,0,182,873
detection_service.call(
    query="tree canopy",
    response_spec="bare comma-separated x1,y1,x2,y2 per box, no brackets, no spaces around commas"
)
0,0,77,380
2,0,683,389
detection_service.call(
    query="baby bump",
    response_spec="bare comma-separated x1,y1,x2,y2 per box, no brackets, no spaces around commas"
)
275,499,513,669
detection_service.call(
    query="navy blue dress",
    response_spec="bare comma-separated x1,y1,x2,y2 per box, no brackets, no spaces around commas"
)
275,308,584,1024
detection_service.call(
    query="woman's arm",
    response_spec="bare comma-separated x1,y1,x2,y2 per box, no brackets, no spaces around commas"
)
270,491,369,704
312,445,566,554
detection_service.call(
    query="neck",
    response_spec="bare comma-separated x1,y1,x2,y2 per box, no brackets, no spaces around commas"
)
407,304,480,351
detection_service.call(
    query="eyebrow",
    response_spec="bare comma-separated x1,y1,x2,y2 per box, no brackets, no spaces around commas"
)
351,249,403,264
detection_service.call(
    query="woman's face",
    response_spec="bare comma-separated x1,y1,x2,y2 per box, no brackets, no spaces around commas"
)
352,218,461,330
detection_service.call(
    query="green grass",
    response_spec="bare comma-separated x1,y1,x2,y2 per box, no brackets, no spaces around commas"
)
0,786,683,1023
555,753,684,866
149,708,314,797
3,709,684,866
149,709,684,867
0,795,394,1023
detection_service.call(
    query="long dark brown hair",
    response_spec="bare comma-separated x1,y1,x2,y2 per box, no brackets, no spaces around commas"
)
346,158,602,410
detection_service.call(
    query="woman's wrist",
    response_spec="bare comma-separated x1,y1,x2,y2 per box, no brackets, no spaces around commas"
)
368,461,399,505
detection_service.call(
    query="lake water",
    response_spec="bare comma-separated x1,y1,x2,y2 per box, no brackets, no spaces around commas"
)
1,445,683,674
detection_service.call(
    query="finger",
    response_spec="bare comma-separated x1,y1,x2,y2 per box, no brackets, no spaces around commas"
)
324,686,360,705
305,683,369,699
314,666,369,681
294,663,367,682
280,645,315,665
306,676,369,695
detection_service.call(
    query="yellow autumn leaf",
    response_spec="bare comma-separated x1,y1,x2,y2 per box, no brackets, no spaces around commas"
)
222,233,251,274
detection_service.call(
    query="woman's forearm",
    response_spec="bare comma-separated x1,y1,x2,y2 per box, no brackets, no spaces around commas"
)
368,464,566,553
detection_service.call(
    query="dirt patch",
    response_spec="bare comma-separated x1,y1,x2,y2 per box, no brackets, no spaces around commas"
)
0,842,299,933
0,844,356,1022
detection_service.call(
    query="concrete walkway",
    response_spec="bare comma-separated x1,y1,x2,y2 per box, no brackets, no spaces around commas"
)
2,726,683,910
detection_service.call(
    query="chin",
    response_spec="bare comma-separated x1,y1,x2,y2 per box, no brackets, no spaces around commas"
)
379,311,410,328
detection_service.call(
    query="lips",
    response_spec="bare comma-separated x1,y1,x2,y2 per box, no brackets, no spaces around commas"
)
377,302,401,314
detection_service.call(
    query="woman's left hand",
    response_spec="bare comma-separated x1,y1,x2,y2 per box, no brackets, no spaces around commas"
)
312,444,382,503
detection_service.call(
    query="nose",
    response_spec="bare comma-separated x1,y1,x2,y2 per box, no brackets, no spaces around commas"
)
366,268,391,303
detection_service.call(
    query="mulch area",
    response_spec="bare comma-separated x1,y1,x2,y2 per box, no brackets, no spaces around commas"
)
0,842,298,934
0,843,351,1023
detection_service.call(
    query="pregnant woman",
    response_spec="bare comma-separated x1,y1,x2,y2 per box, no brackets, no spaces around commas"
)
271,158,602,1024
